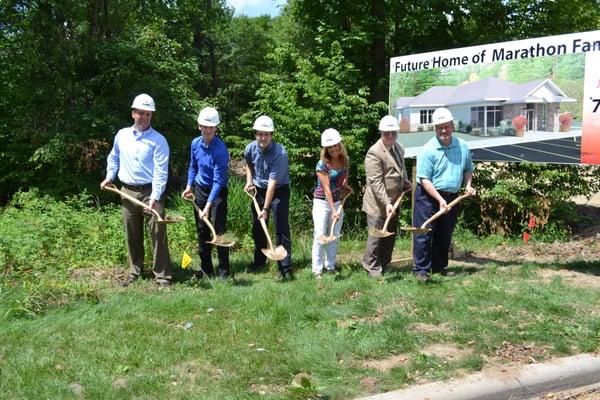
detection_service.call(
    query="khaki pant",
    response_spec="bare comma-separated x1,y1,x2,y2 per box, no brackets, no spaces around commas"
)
121,186,171,282
362,213,398,276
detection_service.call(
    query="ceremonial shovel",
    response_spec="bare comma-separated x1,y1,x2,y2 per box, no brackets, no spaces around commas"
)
183,193,235,247
244,187,288,261
368,187,412,238
316,189,353,244
102,184,185,224
401,192,473,235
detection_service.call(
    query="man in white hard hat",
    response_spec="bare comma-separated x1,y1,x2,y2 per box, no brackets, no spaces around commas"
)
182,107,231,280
362,115,411,277
101,93,172,287
243,115,293,280
412,107,476,282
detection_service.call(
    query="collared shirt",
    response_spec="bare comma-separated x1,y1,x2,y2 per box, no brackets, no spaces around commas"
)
187,135,229,203
416,135,474,193
243,140,290,188
105,125,169,200
313,160,348,201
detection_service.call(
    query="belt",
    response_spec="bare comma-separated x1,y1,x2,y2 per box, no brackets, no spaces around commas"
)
439,190,457,196
122,183,152,191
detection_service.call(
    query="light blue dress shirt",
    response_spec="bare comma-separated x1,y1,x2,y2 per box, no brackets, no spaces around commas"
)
106,125,170,200
243,140,290,188
186,135,229,203
416,136,474,193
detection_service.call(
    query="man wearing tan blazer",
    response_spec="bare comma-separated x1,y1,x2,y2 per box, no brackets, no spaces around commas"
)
362,115,411,277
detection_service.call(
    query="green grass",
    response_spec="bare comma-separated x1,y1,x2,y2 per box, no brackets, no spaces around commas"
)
1,189,599,399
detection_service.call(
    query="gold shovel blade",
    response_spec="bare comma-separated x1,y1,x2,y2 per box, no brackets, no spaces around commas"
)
155,215,186,224
368,227,394,238
207,235,236,248
400,227,431,234
261,245,288,261
317,234,342,244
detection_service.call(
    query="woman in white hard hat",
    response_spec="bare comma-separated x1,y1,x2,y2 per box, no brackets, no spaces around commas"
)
311,128,352,278
182,107,231,280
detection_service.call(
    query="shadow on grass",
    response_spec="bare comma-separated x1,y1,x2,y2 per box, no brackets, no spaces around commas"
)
452,253,600,277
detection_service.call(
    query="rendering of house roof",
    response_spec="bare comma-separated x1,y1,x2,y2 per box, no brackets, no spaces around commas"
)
394,77,576,110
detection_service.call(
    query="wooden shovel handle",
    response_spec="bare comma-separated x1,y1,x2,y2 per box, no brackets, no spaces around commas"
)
381,187,411,232
244,187,276,251
183,193,218,240
102,184,164,221
327,188,353,237
420,193,473,229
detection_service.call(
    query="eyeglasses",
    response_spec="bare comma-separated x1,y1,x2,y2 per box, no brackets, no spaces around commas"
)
381,131,398,137
255,132,272,137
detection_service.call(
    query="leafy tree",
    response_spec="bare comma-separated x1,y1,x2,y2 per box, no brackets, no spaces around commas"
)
239,41,386,194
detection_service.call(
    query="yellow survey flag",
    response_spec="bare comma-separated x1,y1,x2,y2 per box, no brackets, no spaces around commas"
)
181,252,192,269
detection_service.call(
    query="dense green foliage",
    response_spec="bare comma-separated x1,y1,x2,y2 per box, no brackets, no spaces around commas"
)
1,0,600,229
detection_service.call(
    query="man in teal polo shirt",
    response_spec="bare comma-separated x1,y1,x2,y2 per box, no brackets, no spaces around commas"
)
412,107,476,282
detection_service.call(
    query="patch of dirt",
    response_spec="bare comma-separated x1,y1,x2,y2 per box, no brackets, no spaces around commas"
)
538,269,600,288
69,267,124,285
410,322,451,334
170,360,223,389
112,377,127,388
362,354,409,372
465,236,600,265
533,385,600,400
484,341,549,366
360,376,380,392
250,383,285,396
421,344,472,360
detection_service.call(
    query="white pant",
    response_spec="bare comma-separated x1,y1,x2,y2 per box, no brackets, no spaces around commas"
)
312,198,344,274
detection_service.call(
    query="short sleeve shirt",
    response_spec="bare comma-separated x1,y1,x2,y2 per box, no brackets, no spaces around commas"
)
416,136,474,193
313,160,348,201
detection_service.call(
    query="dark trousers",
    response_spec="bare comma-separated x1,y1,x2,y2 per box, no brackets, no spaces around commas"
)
412,184,458,276
192,184,229,276
121,186,171,282
362,213,398,276
251,185,292,272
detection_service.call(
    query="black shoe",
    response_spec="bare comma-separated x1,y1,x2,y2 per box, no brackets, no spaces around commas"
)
218,270,230,281
119,275,138,287
280,269,294,281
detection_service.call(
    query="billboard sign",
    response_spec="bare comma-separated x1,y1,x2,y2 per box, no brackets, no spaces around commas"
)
389,31,600,164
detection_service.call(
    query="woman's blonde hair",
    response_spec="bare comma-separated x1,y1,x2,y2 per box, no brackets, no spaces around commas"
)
320,142,349,168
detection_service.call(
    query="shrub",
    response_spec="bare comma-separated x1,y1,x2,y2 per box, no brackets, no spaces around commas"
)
559,112,574,125
512,115,527,129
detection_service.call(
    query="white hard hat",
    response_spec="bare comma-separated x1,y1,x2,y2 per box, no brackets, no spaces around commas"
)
432,107,454,125
321,128,342,147
131,94,155,111
197,107,220,126
253,115,275,132
378,115,400,132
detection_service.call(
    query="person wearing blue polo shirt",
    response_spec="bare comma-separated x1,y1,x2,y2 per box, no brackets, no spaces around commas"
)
182,107,231,280
413,107,476,282
101,93,172,288
243,115,293,280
